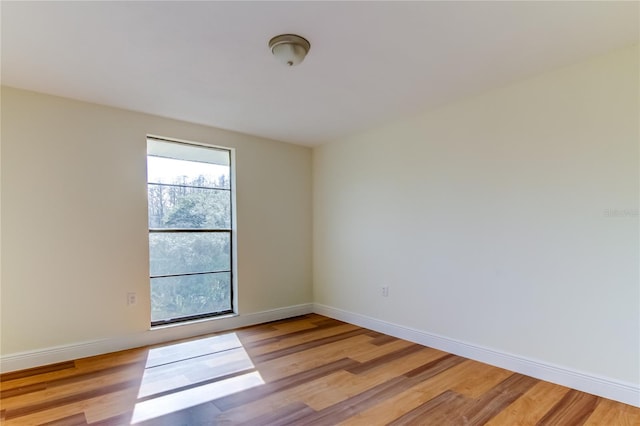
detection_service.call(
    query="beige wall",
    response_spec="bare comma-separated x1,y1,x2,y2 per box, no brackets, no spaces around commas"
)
1,87,312,356
313,45,639,385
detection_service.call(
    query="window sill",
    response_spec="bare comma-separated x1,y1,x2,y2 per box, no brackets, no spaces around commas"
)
149,312,239,330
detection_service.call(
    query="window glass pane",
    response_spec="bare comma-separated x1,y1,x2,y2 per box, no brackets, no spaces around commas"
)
149,232,230,277
147,156,230,190
148,185,231,229
151,272,231,322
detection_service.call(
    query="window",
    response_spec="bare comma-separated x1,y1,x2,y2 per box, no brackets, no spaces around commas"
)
147,137,234,325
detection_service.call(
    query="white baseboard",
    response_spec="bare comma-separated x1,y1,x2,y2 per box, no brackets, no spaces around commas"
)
4,302,637,408
313,303,640,408
0,303,313,374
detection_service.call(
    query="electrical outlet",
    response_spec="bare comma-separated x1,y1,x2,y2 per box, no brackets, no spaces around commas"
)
127,292,137,306
381,286,389,297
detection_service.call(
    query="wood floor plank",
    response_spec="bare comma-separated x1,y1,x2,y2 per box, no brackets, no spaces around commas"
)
347,338,417,363
1,361,146,413
254,314,315,329
213,392,297,424
255,335,373,382
274,315,325,329
293,352,470,425
338,360,480,426
2,359,145,404
293,375,411,425
0,361,76,382
73,347,147,370
368,334,398,346
1,402,98,426
237,326,311,346
86,412,132,426
82,387,139,424
1,348,146,394
486,380,572,426
0,382,48,399
0,368,77,393
336,385,436,426
216,334,404,424
40,412,88,426
297,352,435,411
295,348,453,412
365,347,451,381
248,323,362,357
294,370,365,411
2,379,140,420
536,389,600,426
218,348,442,420
457,373,539,425
309,316,347,327
213,349,441,424
236,401,316,426
244,318,347,349
386,390,470,426
584,398,640,426
280,320,317,331
448,359,514,398
212,357,360,411
235,321,309,343
345,344,424,375
252,328,369,363
404,353,468,382
235,315,327,344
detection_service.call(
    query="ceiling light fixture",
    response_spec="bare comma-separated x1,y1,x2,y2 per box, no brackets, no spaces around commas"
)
268,34,310,67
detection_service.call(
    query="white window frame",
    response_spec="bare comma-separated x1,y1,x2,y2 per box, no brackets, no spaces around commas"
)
146,135,238,326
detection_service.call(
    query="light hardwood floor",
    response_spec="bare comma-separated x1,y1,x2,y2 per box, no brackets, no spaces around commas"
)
1,314,638,425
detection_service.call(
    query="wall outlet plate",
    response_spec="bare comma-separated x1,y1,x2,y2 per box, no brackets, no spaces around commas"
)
127,292,137,306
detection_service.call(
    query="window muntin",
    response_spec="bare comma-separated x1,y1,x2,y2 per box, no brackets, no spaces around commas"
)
147,137,234,325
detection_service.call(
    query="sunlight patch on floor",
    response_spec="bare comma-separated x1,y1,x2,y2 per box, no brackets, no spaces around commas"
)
130,332,264,424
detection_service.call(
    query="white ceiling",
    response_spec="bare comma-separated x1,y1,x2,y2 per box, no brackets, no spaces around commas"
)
2,1,638,146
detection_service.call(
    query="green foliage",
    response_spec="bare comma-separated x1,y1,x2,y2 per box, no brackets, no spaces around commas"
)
147,164,232,322
165,198,206,228
151,273,231,322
